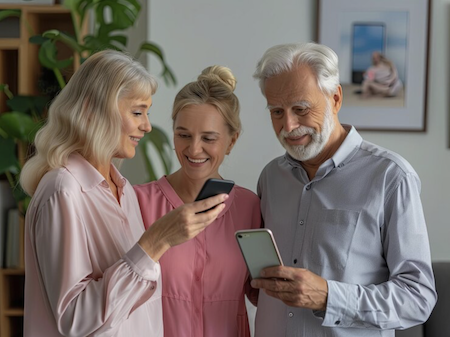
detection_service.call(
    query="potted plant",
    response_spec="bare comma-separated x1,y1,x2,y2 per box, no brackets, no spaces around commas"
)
0,0,175,212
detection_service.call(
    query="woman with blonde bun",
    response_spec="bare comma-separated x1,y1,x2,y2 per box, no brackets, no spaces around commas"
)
21,50,227,337
134,65,261,337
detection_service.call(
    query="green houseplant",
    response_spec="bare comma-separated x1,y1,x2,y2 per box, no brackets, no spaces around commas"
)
0,0,175,211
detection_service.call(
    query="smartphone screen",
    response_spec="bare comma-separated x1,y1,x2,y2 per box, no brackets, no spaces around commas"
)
235,229,284,279
351,22,386,83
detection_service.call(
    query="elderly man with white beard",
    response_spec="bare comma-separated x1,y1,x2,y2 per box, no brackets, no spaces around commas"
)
250,42,437,337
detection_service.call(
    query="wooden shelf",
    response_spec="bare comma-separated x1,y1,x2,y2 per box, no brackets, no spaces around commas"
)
0,4,68,13
0,39,20,49
0,4,84,336
4,309,24,317
0,269,25,337
1,269,24,276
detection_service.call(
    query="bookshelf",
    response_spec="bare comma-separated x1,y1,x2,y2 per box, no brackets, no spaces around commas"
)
0,268,24,337
0,4,85,336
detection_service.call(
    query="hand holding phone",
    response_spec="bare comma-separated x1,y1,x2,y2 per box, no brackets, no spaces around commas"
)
195,178,234,213
235,229,284,279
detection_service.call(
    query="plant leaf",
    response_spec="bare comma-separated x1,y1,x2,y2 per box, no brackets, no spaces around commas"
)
109,34,128,48
0,137,20,175
42,29,83,53
6,95,49,117
138,125,173,181
83,35,123,52
38,40,74,70
138,42,177,86
12,182,29,204
0,83,13,99
161,64,177,87
95,1,139,31
0,112,42,142
29,35,49,45
0,9,20,22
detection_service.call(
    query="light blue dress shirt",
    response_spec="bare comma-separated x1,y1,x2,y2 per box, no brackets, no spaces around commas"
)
255,125,437,337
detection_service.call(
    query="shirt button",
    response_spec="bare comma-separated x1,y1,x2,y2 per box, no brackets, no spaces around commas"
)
293,259,297,264
335,320,341,325
288,312,294,318
338,163,344,168
150,285,155,290
305,185,311,191
299,220,304,225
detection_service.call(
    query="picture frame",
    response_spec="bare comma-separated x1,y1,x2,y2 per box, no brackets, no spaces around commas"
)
317,0,431,131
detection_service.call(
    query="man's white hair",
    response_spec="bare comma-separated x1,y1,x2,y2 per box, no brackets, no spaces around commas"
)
253,42,340,96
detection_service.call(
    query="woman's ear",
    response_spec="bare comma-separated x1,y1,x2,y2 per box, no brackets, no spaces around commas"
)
226,132,239,155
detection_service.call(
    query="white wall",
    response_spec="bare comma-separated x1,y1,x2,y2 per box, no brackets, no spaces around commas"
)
121,0,450,261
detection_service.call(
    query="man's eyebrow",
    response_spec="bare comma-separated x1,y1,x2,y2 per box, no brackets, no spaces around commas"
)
292,101,311,108
267,101,311,110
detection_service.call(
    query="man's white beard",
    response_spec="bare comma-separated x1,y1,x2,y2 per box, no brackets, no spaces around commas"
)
277,101,335,162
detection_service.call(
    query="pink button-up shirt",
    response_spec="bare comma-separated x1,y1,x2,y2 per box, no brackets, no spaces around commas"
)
24,153,163,336
134,176,261,337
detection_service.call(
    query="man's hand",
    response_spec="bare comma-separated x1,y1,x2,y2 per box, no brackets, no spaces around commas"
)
250,266,328,311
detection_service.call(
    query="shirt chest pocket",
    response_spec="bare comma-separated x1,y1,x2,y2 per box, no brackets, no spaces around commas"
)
311,209,360,270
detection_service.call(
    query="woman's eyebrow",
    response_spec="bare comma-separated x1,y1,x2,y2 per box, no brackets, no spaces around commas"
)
131,104,150,109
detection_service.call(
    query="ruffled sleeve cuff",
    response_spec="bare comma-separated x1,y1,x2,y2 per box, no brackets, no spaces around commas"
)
123,243,161,281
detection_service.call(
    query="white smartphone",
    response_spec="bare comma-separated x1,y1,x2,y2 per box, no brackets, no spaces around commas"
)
235,229,284,279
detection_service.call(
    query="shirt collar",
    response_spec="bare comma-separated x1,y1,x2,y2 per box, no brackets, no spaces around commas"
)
64,153,126,192
284,124,362,169
330,124,362,168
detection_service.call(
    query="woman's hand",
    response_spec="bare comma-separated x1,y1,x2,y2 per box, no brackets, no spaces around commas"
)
138,194,228,261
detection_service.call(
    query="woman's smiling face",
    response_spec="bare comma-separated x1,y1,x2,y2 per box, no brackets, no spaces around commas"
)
116,95,152,159
173,104,237,182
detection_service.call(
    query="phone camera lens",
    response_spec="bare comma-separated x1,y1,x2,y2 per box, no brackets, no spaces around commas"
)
238,234,242,238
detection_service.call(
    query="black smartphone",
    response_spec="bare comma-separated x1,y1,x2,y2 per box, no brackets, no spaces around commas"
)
235,229,284,279
195,178,234,212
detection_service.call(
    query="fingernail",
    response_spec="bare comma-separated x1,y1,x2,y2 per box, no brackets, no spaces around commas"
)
223,194,229,200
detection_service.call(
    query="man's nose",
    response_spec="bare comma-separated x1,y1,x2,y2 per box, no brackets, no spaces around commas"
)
283,111,300,133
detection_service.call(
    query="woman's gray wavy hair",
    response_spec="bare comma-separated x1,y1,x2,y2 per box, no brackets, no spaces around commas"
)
253,42,340,96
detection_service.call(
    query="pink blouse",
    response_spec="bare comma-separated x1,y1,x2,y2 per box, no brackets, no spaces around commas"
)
24,153,163,336
134,177,261,337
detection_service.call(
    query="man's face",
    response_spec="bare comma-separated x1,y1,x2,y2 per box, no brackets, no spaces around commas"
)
264,65,335,162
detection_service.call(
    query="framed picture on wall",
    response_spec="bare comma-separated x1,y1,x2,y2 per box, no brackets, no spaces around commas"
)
318,0,431,131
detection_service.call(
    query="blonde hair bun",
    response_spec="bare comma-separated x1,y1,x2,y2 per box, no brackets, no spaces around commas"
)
198,65,236,92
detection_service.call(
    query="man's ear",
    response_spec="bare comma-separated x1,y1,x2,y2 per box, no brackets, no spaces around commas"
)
226,132,239,155
331,85,343,114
